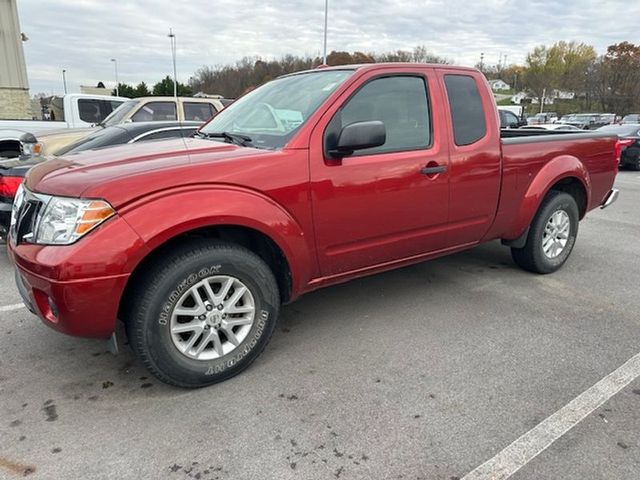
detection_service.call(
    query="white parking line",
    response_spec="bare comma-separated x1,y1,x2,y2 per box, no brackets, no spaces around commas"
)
462,351,640,480
0,303,25,313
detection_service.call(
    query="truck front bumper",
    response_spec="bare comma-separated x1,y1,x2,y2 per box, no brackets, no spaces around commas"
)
12,263,130,338
6,214,146,339
600,188,619,209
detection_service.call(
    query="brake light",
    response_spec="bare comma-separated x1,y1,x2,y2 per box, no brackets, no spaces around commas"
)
0,176,23,197
615,138,635,162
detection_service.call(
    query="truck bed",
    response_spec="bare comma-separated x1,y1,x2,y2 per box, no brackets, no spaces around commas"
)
489,129,618,242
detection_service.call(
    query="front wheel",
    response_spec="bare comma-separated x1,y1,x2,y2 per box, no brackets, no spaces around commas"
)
125,240,279,388
511,191,579,274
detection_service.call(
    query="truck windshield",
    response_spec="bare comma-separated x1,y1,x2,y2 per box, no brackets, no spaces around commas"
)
101,100,138,127
199,70,353,150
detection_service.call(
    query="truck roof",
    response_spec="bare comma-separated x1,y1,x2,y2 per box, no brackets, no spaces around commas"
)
285,62,480,77
57,93,130,101
124,96,222,103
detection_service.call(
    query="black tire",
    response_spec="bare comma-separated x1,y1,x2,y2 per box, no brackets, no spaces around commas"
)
125,239,279,388
511,191,579,274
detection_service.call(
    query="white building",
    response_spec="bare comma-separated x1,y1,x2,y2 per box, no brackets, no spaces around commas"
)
488,79,511,91
0,0,30,119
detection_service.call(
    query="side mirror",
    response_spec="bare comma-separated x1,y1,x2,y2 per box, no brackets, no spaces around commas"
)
330,120,386,157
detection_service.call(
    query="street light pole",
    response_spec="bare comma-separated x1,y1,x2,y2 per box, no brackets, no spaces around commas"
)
322,0,328,64
111,58,119,96
168,28,177,100
62,69,67,94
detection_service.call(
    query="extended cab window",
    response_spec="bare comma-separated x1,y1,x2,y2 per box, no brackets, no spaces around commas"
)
184,102,215,121
78,99,120,124
444,75,487,146
131,102,177,122
332,76,431,155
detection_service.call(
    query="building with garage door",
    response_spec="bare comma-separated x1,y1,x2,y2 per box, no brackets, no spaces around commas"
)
0,0,31,119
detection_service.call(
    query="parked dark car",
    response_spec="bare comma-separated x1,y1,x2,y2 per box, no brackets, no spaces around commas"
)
560,113,611,130
1,121,202,239
499,109,527,128
597,124,640,170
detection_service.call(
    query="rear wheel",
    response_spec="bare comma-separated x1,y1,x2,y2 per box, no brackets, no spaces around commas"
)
125,240,279,388
511,191,579,274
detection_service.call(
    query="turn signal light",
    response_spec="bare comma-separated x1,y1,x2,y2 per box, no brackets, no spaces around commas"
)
74,201,116,236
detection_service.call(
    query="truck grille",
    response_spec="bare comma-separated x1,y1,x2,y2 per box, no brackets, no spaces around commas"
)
10,190,45,245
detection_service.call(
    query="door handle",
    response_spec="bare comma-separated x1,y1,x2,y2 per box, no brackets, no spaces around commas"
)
420,165,447,175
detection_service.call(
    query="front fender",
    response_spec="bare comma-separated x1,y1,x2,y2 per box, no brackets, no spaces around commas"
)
504,155,591,239
119,185,313,299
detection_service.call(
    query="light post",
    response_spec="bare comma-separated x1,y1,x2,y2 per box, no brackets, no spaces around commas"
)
168,28,177,100
62,69,67,94
322,0,329,64
111,58,119,96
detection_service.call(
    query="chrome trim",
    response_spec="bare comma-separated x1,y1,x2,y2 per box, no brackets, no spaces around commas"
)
127,126,193,143
600,188,619,209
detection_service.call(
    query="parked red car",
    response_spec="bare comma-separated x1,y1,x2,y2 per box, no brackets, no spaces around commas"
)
8,64,619,387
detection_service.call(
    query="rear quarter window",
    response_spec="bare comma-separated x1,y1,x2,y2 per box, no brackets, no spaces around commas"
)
444,75,487,146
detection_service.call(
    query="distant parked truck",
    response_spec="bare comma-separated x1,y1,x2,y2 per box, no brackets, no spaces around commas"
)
0,93,129,158
17,96,225,160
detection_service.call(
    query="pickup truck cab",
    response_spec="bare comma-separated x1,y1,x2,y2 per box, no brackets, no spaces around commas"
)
0,94,128,158
8,64,619,387
18,96,224,160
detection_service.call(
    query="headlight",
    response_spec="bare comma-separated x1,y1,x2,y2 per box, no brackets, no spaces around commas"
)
35,196,115,245
21,141,43,157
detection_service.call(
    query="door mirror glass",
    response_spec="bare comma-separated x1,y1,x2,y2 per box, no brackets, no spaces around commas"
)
330,121,386,157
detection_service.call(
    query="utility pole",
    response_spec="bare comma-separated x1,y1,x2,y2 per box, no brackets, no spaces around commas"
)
168,28,177,100
62,69,67,94
322,0,329,64
111,58,118,96
540,88,546,114
479,52,484,72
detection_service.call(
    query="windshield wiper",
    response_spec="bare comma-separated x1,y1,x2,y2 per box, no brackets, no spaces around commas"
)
198,131,252,147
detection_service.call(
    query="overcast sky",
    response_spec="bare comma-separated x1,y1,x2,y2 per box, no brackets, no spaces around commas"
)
15,0,638,96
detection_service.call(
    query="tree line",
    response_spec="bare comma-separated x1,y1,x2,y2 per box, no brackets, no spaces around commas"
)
478,41,640,115
111,75,193,98
113,41,640,115
188,46,449,98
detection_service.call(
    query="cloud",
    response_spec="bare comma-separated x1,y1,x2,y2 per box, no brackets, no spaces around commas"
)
16,0,638,95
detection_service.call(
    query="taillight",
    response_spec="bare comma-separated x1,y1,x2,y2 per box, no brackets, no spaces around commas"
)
615,138,635,162
0,176,23,197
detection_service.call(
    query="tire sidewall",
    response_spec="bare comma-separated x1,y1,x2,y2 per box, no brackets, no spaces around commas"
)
140,248,278,386
531,193,579,272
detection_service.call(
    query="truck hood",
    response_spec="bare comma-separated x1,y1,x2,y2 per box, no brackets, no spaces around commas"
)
36,126,98,139
25,137,273,206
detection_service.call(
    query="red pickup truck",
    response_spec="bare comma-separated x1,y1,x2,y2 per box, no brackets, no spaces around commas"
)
8,64,619,387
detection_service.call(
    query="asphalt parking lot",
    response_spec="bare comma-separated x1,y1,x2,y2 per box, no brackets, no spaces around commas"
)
1,171,639,480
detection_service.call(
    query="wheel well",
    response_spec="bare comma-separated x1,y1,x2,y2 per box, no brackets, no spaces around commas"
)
549,177,587,218
118,225,293,320
0,140,21,157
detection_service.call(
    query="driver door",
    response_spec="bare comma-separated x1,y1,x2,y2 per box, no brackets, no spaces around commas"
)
309,69,451,276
